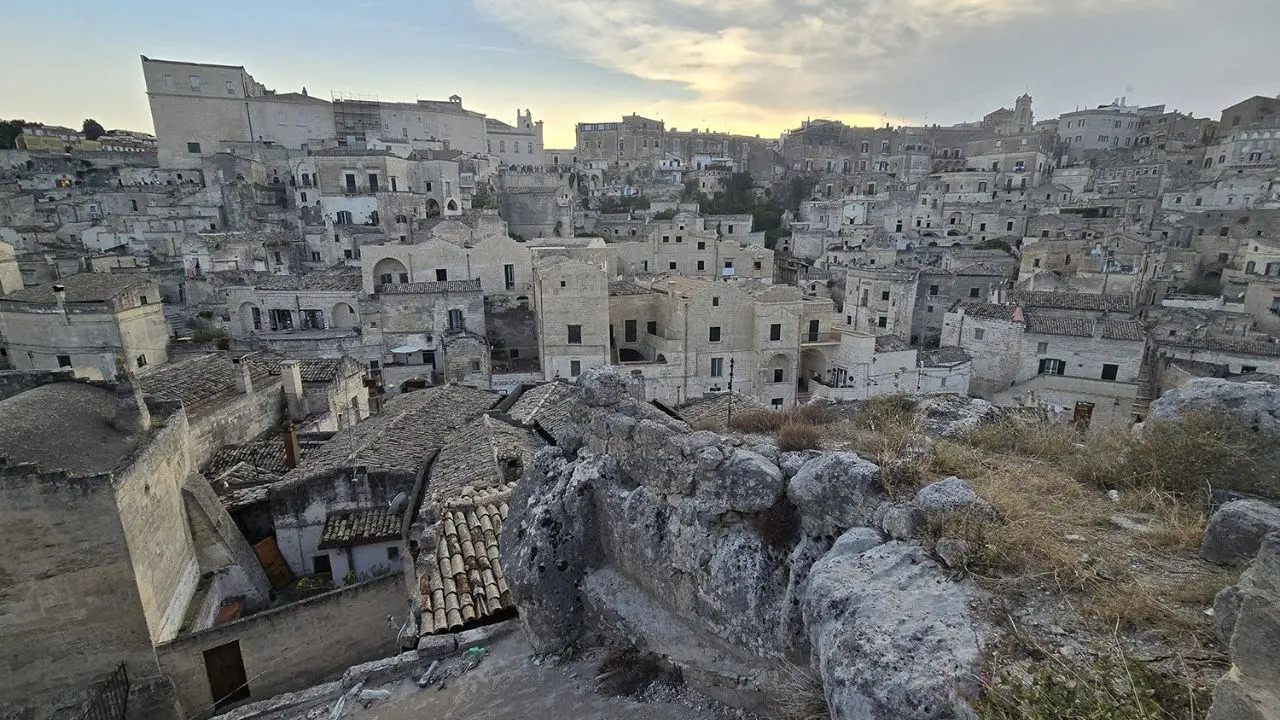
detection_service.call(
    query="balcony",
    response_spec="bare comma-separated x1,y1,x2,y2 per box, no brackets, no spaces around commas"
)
802,330,842,345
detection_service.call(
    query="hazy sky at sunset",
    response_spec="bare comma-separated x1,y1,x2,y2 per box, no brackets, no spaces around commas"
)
2,0,1277,147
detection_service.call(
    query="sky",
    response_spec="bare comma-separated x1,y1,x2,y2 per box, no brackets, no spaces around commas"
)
2,0,1278,148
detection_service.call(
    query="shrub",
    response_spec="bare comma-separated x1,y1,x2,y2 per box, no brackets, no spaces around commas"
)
778,421,822,451
1074,411,1278,500
596,647,682,697
978,654,1179,720
961,416,1079,462
850,394,915,431
729,409,785,434
774,660,830,720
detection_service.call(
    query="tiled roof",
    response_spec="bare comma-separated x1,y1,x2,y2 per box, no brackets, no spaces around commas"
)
1024,315,1094,337
1168,359,1229,378
283,384,499,479
0,272,154,304
428,415,542,502
651,275,715,298
608,280,654,296
1007,290,1133,313
1100,320,1145,341
950,299,1019,320
136,354,275,408
0,382,141,476
250,269,362,292
205,442,291,477
249,355,363,384
318,507,401,549
674,391,764,431
874,335,911,352
1162,337,1280,357
419,483,515,634
506,381,578,444
379,279,482,294
212,461,278,510
920,347,971,366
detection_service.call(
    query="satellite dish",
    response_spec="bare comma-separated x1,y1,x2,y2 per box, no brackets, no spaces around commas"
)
388,492,408,514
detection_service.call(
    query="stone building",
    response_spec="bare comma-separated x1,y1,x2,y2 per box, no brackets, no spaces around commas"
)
485,110,545,167
0,374,271,719
0,272,171,379
0,239,22,294
225,268,371,361
575,114,665,168
942,299,1146,431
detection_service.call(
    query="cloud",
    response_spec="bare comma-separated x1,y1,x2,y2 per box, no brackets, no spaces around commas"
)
473,0,1149,127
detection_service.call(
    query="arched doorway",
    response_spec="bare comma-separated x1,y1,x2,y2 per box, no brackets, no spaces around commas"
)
372,258,409,287
331,302,358,328
801,348,828,391
237,302,261,334
425,199,441,217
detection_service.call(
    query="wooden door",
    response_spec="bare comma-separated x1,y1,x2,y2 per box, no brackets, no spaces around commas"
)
1072,401,1095,429
203,641,250,709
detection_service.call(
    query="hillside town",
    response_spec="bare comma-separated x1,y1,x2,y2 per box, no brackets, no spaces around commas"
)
3,54,1280,720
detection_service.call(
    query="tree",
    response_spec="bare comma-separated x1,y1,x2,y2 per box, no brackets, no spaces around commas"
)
0,120,31,150
82,118,105,140
471,183,494,210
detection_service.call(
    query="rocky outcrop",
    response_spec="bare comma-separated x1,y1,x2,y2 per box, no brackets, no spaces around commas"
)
915,395,1000,438
1206,532,1280,720
1201,500,1280,566
805,532,987,720
502,367,993,718
1148,379,1280,433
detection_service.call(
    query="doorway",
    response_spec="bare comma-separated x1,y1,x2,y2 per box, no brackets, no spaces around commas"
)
1072,401,1095,429
203,641,250,709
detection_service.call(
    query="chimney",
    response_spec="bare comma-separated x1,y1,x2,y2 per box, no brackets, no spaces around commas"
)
232,356,253,394
112,374,152,435
282,360,306,420
283,420,300,469
53,283,66,314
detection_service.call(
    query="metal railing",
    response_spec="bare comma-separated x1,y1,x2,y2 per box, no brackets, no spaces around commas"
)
80,663,129,720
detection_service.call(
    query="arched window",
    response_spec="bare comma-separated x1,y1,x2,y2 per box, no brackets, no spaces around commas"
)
335,210,352,225
527,142,533,154
1246,261,1256,274
499,140,506,152
300,191,307,203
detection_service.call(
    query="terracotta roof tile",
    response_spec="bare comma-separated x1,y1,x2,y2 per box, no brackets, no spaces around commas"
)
1007,290,1133,313
319,507,402,549
136,354,275,407
419,483,516,634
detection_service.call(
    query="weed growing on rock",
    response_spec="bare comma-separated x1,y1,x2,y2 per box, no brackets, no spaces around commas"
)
595,647,682,698
774,661,830,720
778,421,823,451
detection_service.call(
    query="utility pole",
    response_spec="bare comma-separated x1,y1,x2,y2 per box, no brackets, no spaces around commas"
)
726,357,736,427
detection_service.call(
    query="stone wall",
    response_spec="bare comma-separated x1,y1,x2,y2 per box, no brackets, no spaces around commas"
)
0,465,174,720
156,573,406,718
185,380,285,468
0,367,74,401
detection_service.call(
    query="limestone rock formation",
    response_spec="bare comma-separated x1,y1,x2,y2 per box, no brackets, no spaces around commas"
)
805,532,987,720
1201,500,1280,565
502,367,994,718
1206,532,1280,720
1147,379,1280,433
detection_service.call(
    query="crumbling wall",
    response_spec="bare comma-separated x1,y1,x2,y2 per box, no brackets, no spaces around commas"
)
501,367,991,718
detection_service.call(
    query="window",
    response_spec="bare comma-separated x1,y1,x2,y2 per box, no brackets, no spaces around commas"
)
974,328,985,340
188,75,202,91
448,309,464,330
345,173,357,193
386,546,400,561
1036,342,1049,354
567,325,582,344
1006,220,1014,231
368,174,379,193
880,290,890,301
186,141,201,154
711,296,720,307
979,222,987,231
772,398,784,409
697,241,706,250
470,360,481,373
503,264,516,290
928,284,939,296
369,210,379,226
876,316,887,328
300,191,307,203
1038,358,1065,375
708,326,721,342
662,235,670,243
390,177,398,192
647,321,657,335
436,268,448,281
57,354,72,368
769,323,782,342
625,319,637,342
136,354,147,368
969,287,980,298
711,357,724,377
311,251,321,261
754,261,762,271
313,554,332,577
697,260,705,271
669,261,677,270
773,368,785,383
570,360,582,377
1101,364,1118,381
336,211,352,225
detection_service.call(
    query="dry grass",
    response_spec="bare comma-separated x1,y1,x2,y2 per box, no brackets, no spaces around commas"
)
778,421,823,451
1073,411,1279,501
773,661,830,720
